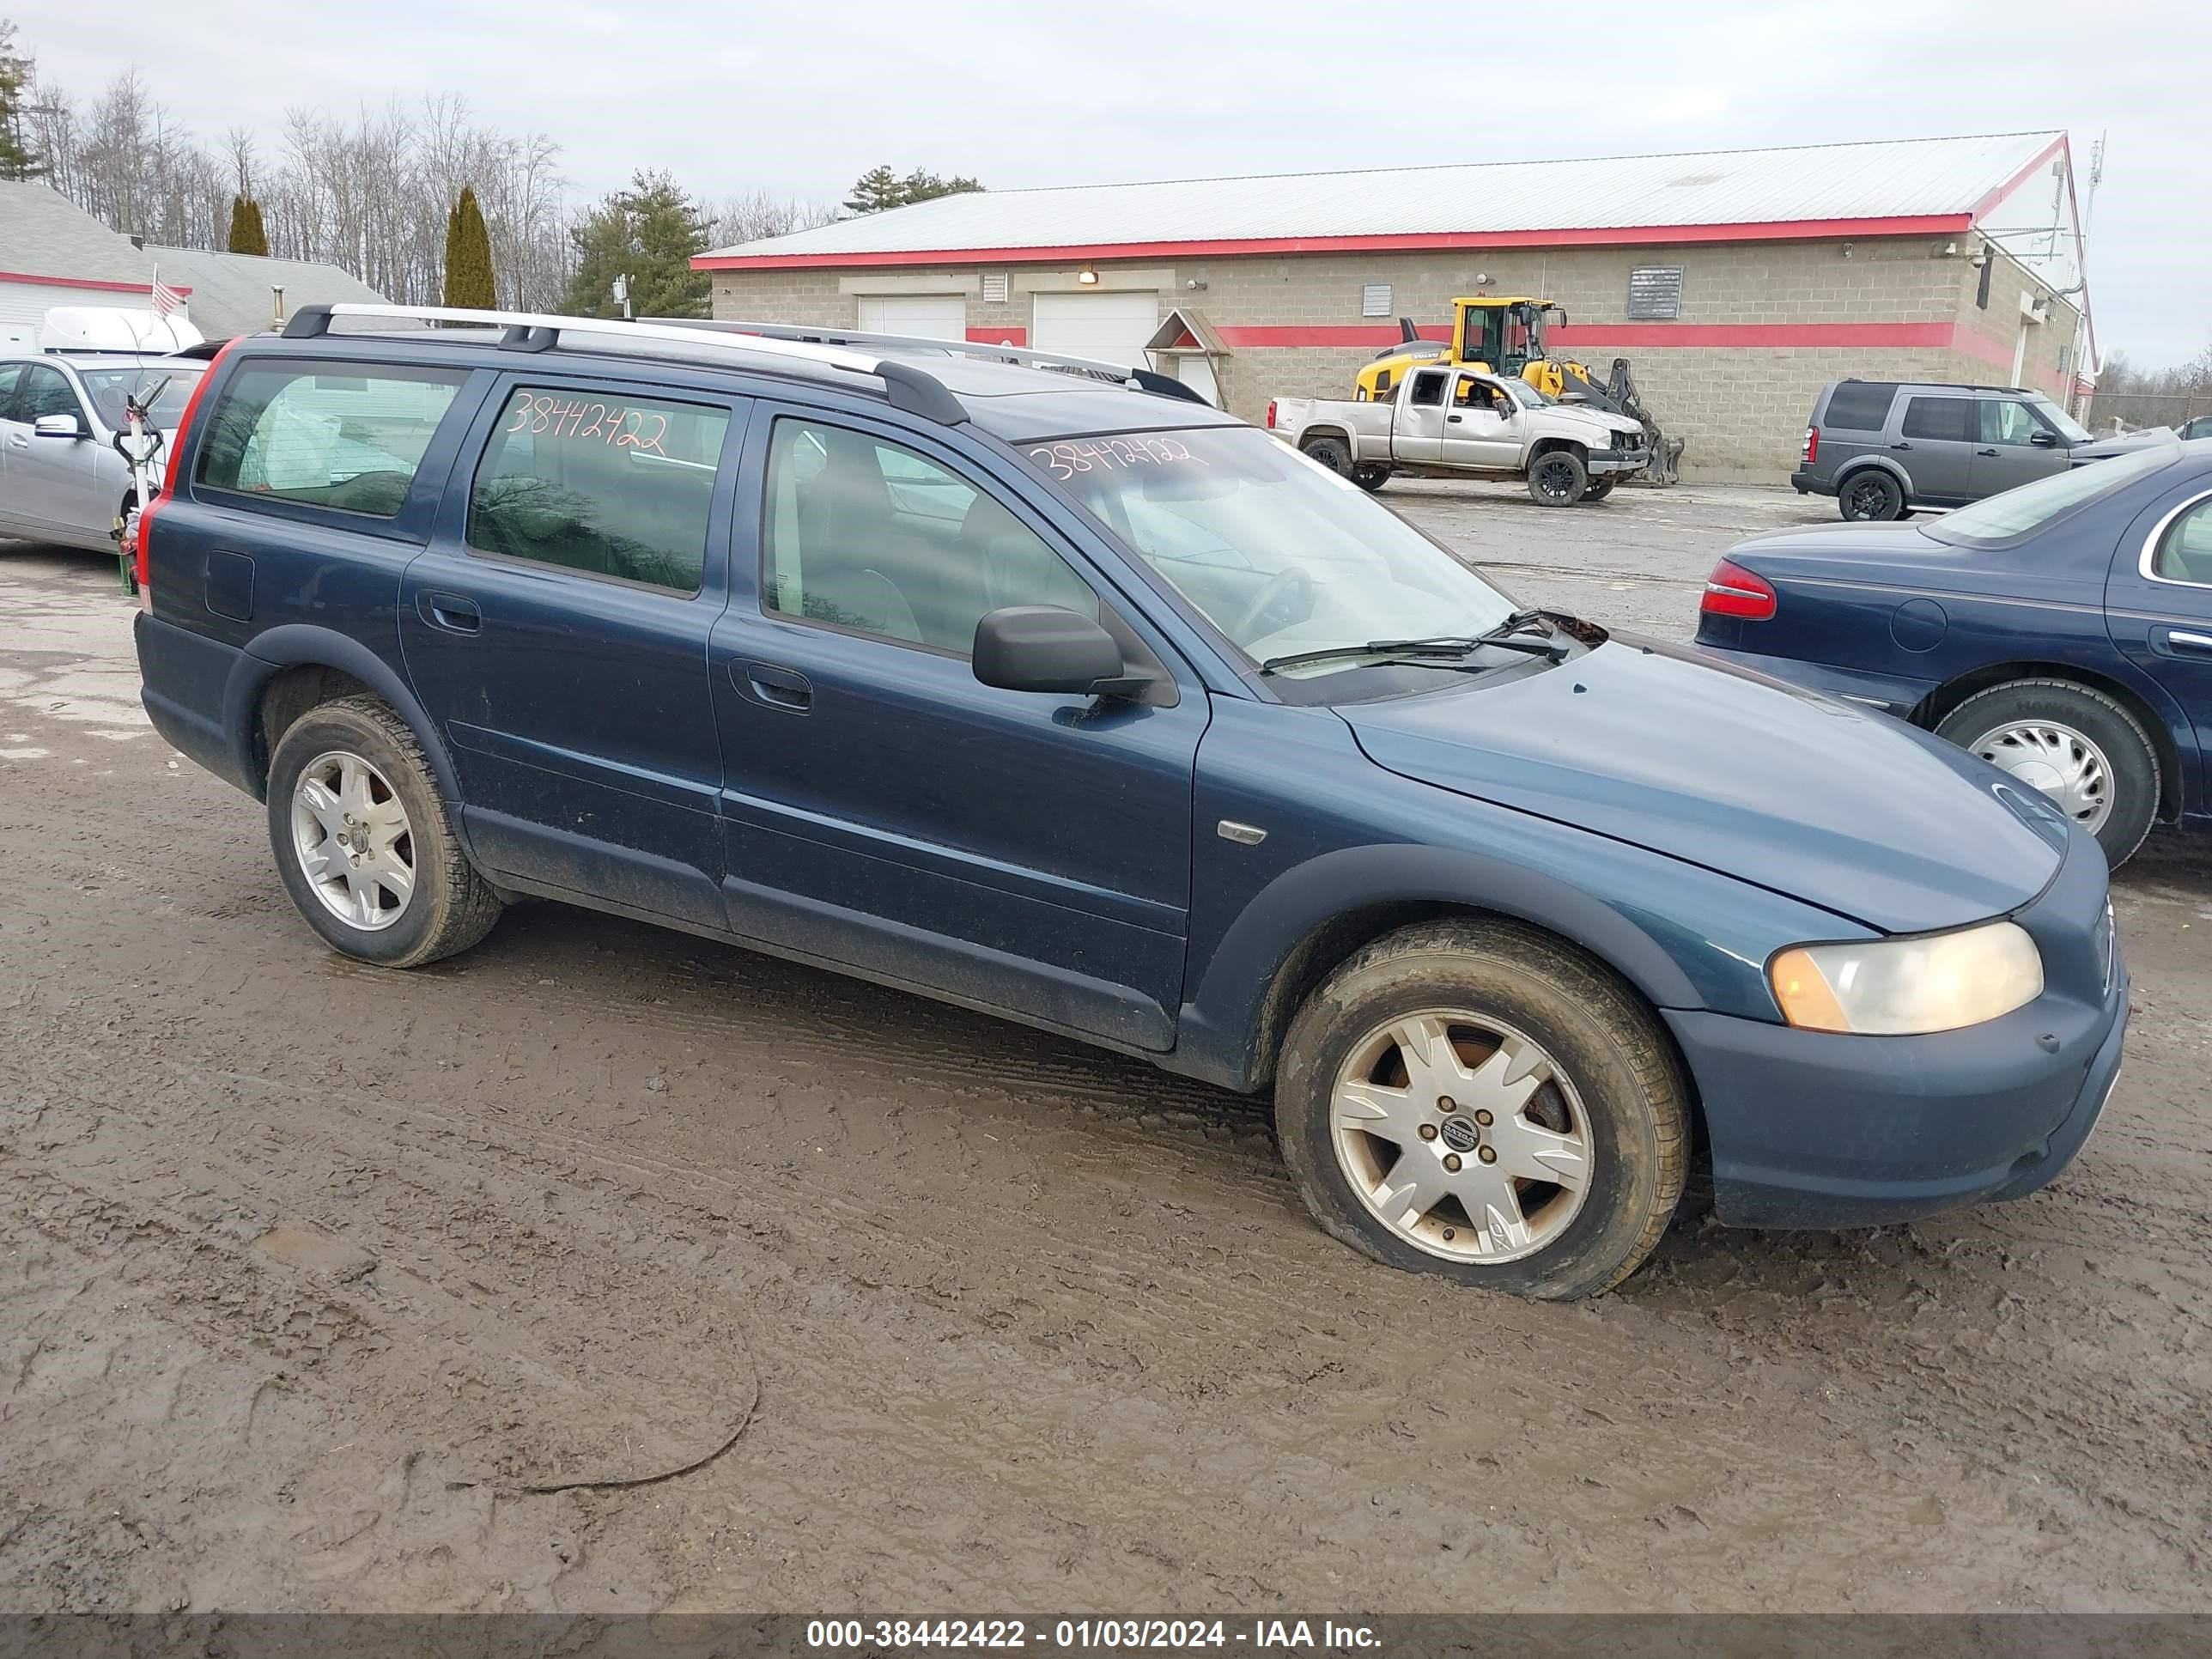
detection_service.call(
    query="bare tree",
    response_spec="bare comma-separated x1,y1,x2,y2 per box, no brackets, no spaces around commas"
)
704,189,836,251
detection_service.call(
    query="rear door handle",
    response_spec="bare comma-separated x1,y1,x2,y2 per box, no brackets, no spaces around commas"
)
738,659,812,712
2160,628,2212,656
417,591,481,635
1888,441,1912,451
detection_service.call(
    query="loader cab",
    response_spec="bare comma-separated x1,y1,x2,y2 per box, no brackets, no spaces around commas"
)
1452,298,1562,380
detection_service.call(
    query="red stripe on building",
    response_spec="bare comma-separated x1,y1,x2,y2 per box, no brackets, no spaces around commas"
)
0,270,191,296
966,326,1027,346
1212,321,1961,350
695,216,1973,271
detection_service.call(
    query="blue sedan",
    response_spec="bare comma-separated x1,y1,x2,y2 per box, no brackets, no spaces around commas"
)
1696,436,2212,867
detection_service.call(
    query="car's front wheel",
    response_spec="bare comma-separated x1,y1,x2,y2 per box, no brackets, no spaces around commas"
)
1935,679,2161,866
1275,921,1687,1300
265,695,503,967
1528,450,1589,507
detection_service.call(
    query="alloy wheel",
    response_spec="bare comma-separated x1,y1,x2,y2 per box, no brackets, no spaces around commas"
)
1533,458,1578,503
1966,720,2114,833
1330,1011,1593,1264
289,749,416,931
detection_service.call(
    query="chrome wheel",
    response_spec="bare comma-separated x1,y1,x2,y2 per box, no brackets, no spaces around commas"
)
289,749,416,931
1966,720,2113,834
1330,1011,1593,1265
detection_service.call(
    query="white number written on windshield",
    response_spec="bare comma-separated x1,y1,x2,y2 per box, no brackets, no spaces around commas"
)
1027,435,1203,480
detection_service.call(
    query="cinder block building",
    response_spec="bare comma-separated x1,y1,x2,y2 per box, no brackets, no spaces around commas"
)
698,132,2093,484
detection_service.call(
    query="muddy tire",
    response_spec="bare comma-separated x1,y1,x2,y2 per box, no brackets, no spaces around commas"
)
265,694,502,968
1304,436,1354,477
1935,679,2161,867
1528,449,1588,507
1838,469,1905,522
1582,477,1616,502
1352,463,1393,493
1275,920,1687,1300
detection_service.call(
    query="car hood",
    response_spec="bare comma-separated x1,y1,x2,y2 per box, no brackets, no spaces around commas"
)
1340,635,2062,934
1544,406,1640,442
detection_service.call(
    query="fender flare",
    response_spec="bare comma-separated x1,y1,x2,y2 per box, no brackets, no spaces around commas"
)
1173,843,1703,1092
223,623,467,808
1833,456,1911,500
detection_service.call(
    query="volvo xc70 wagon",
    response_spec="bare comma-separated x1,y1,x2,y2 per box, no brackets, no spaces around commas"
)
134,304,2129,1299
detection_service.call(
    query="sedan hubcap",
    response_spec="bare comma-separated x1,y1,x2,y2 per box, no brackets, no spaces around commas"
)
1966,720,2113,833
290,750,416,931
1331,1012,1592,1265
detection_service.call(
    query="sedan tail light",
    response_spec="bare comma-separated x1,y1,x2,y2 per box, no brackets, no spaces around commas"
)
1802,426,1820,464
1702,557,1778,622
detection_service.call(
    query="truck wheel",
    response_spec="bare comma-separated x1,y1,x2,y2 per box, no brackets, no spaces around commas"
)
1275,920,1687,1300
1303,436,1354,477
265,694,503,968
1352,463,1393,493
1528,450,1588,507
1582,477,1616,502
1934,679,2161,867
1838,470,1905,521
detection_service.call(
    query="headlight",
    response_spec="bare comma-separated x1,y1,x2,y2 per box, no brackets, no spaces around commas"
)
1769,921,2043,1036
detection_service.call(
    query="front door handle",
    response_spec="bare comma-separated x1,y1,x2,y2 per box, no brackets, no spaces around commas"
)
738,659,812,712
417,591,481,635
1446,414,1464,423
1976,447,2000,457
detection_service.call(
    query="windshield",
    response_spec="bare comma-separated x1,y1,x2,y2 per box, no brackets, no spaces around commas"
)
1502,379,1553,409
77,363,204,428
1923,446,2172,547
1021,427,1517,678
2031,396,2092,444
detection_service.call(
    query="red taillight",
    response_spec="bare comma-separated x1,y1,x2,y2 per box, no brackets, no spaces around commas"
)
1702,557,1778,622
1802,426,1819,464
1266,399,1277,429
136,337,234,605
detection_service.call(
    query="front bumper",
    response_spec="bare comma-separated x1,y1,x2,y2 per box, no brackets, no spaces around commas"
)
1668,830,2129,1229
1588,445,1650,477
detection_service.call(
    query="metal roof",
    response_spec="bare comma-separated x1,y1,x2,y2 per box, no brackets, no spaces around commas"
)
0,180,160,285
702,132,2065,264
143,246,391,339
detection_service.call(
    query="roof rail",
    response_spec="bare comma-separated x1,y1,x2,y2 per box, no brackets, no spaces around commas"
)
279,302,969,424
673,318,1212,407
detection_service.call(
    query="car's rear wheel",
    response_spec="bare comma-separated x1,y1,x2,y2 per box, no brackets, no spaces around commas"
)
1936,680,2160,866
1352,463,1393,492
1303,436,1354,477
266,695,503,967
1275,921,1687,1300
1838,470,1905,521
1528,450,1588,507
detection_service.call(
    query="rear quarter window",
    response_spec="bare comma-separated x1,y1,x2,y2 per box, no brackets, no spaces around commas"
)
1821,382,1895,431
195,361,467,518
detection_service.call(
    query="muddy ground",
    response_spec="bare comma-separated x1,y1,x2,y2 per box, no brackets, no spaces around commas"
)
2,483,2208,1614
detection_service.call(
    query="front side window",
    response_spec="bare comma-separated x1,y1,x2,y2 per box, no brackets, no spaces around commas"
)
467,386,730,593
1022,427,1516,682
1901,396,1974,443
2032,397,2092,444
1980,399,2050,447
763,419,1097,653
196,361,466,518
1924,446,2172,549
2154,498,2212,586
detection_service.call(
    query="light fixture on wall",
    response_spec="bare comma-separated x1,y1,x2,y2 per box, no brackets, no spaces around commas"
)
1077,265,1099,286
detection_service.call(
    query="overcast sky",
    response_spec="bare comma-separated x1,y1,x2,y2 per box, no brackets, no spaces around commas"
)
15,0,2209,367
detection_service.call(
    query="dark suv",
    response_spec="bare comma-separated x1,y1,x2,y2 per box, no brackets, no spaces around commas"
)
134,303,2127,1299
1794,379,2099,520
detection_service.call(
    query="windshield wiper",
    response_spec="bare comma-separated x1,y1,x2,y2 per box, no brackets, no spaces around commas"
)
1259,623,1567,675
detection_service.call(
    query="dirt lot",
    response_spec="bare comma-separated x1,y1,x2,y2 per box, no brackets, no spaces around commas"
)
3,483,2209,1615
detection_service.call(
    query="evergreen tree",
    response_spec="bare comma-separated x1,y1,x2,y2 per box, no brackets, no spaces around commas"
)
443,184,496,308
842,164,985,216
225,194,270,256
0,20,40,181
561,171,710,319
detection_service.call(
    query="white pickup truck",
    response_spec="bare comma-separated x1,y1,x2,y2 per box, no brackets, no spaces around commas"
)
1267,362,1651,506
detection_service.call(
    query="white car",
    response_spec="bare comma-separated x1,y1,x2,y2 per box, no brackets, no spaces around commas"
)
0,351,204,552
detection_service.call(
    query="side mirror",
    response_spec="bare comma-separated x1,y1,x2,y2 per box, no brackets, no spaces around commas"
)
973,605,1134,697
2029,429,2058,447
33,412,85,440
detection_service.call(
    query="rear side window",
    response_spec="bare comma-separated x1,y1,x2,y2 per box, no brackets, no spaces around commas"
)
1901,396,1975,443
467,386,732,594
1821,382,1895,431
1408,370,1448,408
2154,499,2212,586
197,361,465,518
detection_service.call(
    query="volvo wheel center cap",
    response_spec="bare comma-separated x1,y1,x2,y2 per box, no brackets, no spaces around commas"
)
1439,1115,1481,1153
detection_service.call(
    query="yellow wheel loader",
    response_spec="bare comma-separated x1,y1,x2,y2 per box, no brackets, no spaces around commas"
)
1356,296,1681,483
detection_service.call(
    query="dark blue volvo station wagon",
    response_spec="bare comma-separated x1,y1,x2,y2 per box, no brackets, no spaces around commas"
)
135,304,2129,1299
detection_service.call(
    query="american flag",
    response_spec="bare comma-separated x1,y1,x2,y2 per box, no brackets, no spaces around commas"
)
150,273,184,319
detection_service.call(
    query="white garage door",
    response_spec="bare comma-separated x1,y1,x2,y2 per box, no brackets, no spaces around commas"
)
1031,291,1160,367
858,294,968,343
